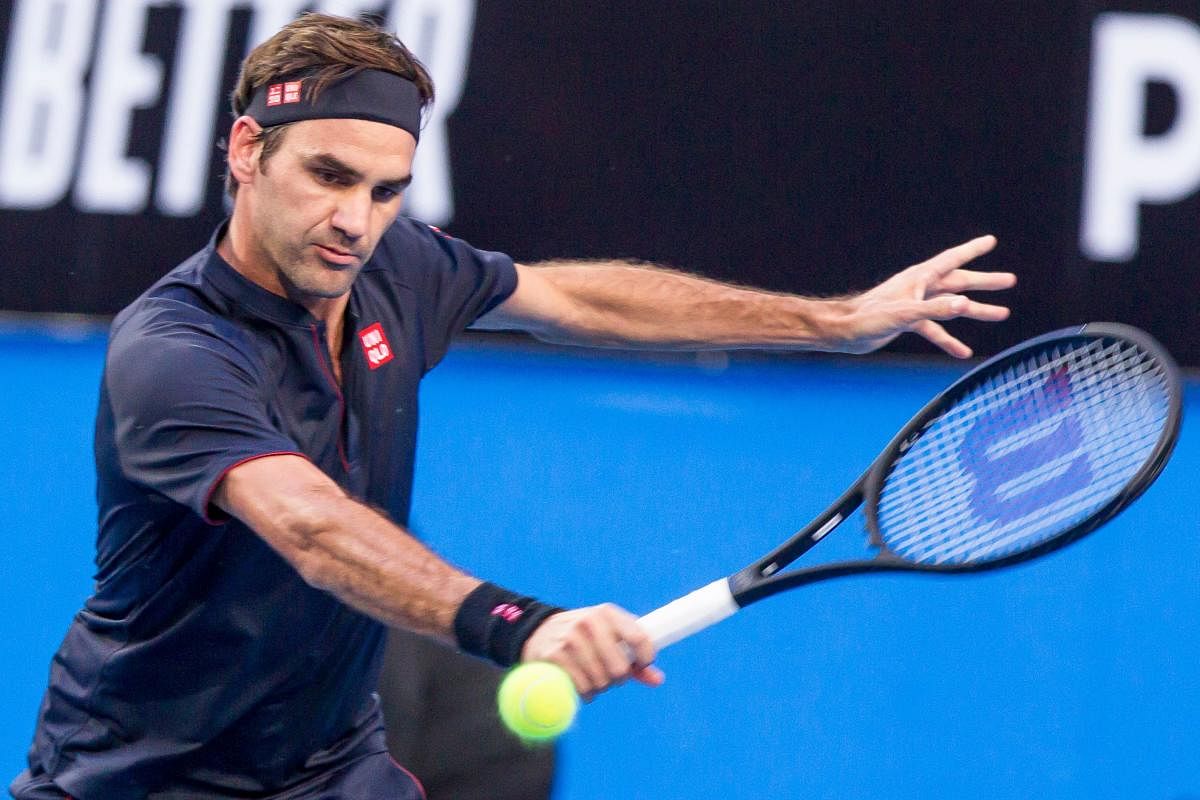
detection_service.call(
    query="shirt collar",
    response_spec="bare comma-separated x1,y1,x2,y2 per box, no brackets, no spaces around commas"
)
201,221,321,328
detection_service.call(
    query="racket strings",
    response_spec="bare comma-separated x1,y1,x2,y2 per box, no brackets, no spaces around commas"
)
883,437,1147,564
879,413,1156,557
886,340,1160,500
881,356,1161,534
881,341,1148,521
886,349,1167,563
913,339,1151,432
875,337,1172,566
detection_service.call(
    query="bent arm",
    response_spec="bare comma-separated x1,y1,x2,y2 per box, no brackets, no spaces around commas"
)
213,453,480,641
213,454,663,692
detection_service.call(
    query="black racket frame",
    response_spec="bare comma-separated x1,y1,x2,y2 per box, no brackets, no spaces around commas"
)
728,323,1183,607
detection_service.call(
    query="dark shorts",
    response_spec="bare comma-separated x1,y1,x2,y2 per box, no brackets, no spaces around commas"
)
260,749,425,800
10,750,424,800
8,764,68,800
378,629,555,800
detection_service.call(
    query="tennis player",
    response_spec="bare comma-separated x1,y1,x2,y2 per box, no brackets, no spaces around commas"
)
10,12,1015,800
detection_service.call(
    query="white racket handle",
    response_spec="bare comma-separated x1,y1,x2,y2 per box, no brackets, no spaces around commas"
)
636,578,739,651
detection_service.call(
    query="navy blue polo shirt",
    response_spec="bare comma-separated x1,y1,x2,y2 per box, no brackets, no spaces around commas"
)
18,217,517,799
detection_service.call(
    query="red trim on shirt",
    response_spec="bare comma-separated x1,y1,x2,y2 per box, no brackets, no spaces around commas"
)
310,324,353,473
388,754,428,800
201,451,311,525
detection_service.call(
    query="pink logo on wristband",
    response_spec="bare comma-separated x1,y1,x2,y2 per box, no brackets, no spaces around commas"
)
491,603,524,623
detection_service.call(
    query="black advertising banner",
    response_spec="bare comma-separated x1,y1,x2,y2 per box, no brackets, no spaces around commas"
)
0,2,1197,362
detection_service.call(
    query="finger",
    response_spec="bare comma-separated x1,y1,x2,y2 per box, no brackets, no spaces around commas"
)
935,268,1017,293
551,619,609,695
597,625,638,683
591,606,655,684
924,235,998,276
909,295,1011,324
912,319,971,358
957,300,1011,322
632,664,666,687
553,659,594,699
906,294,969,321
574,618,618,691
523,612,602,695
607,607,657,672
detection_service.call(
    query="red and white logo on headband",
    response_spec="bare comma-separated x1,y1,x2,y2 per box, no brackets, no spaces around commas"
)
358,322,394,370
266,80,304,107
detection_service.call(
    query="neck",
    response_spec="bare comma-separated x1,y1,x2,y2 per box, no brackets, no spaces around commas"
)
218,211,348,384
218,210,349,330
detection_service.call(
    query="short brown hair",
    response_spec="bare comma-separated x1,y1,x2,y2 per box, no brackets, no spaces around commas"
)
224,13,435,197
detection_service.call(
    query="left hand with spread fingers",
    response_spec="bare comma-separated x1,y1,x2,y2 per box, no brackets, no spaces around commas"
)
836,235,1016,358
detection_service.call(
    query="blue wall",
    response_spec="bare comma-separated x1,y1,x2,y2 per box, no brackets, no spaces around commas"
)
2,327,1197,799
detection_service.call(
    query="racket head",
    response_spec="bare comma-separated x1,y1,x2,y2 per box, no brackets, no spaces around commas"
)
862,322,1182,572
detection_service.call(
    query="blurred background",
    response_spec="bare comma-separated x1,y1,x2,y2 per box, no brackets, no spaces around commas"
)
1,2,1198,798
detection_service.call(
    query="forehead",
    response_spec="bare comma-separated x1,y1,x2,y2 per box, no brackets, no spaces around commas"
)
279,118,416,175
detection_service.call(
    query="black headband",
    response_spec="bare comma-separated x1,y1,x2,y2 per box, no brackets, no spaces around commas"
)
244,68,423,141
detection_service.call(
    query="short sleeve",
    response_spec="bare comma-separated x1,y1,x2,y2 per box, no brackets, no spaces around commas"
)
376,218,518,369
104,302,304,522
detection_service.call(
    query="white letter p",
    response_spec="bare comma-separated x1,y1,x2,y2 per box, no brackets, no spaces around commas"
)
1082,13,1200,262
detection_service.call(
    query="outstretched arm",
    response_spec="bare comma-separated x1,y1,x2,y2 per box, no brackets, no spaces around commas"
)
475,235,1013,358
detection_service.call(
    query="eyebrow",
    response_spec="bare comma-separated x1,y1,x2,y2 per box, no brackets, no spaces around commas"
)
305,153,413,191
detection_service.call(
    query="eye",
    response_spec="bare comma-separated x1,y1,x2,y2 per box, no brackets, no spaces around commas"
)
372,186,401,203
313,169,345,186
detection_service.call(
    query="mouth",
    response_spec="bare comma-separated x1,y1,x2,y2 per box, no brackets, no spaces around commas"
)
313,243,361,267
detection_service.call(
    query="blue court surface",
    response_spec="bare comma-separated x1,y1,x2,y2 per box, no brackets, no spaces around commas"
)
2,324,1197,800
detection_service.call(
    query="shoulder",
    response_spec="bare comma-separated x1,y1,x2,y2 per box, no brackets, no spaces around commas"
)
366,217,514,278
107,290,258,392
365,216,454,275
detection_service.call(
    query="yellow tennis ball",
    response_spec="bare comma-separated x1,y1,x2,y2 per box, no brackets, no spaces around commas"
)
497,662,579,742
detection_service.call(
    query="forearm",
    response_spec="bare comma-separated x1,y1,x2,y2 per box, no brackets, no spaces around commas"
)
216,457,479,642
501,260,849,351
288,494,481,641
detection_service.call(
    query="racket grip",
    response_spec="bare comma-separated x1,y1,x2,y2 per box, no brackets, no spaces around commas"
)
636,578,739,651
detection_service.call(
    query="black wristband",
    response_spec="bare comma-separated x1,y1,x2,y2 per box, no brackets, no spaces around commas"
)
453,582,564,667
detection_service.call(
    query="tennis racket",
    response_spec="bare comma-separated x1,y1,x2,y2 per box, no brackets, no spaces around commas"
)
637,322,1183,650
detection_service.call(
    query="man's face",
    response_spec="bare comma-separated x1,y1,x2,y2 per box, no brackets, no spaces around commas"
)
240,118,415,302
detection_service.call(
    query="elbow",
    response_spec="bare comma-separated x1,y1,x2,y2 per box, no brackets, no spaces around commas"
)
271,492,349,591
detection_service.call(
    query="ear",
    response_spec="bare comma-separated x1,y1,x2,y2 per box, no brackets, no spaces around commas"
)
226,116,265,189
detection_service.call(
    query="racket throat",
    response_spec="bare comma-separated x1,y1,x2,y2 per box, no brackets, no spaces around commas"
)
758,513,844,577
749,482,866,580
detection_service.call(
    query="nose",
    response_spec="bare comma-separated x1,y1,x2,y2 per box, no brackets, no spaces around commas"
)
330,188,372,242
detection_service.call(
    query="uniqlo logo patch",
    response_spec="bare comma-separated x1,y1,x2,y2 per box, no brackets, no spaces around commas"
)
358,323,394,370
265,80,303,107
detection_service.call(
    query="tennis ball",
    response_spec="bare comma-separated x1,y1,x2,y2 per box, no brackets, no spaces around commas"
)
497,662,579,742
